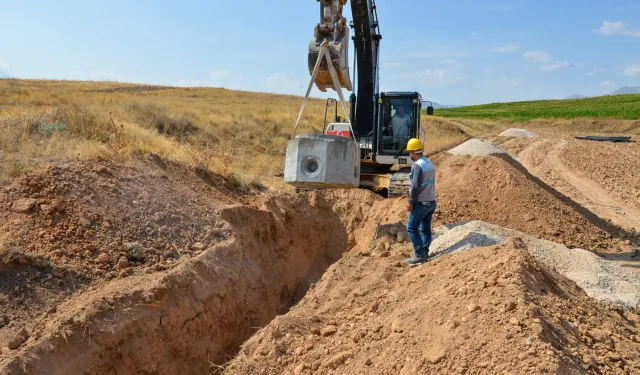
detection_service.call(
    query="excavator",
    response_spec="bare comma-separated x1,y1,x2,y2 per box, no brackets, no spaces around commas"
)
307,0,433,197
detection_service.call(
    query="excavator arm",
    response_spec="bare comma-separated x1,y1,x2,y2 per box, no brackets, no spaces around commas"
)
308,0,381,138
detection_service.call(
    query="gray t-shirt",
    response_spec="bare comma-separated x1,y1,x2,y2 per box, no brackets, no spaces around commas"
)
390,114,411,137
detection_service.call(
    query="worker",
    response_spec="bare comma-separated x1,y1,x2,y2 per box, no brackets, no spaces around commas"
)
389,104,411,137
404,138,436,265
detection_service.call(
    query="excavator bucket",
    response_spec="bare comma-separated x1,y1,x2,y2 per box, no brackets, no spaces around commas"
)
308,0,353,92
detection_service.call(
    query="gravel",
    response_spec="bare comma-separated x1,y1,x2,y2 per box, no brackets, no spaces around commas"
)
448,139,506,156
499,128,537,138
431,221,640,310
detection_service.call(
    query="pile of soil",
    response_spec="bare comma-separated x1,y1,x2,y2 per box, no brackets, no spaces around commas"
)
0,155,395,374
0,155,261,364
224,239,640,375
561,140,640,210
431,153,624,250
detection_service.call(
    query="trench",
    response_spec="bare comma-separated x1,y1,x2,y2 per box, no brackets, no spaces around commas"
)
0,191,378,375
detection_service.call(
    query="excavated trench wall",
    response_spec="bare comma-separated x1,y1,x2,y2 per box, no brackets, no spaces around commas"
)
1,192,382,375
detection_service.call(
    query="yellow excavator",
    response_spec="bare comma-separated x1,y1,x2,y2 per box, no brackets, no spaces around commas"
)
307,0,433,197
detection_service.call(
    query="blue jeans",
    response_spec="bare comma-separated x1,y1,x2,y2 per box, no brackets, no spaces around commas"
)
407,201,436,257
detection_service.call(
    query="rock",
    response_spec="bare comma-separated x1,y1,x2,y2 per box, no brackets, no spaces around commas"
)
51,268,65,278
388,227,399,236
586,329,610,343
47,306,57,314
84,244,97,252
293,364,306,375
271,329,283,339
509,318,520,326
323,351,352,370
95,254,110,265
424,345,447,364
39,204,55,215
503,301,517,312
467,303,480,312
391,319,404,333
117,257,130,269
397,232,407,243
445,320,460,330
51,200,65,212
191,242,205,250
376,251,390,258
11,198,38,213
364,358,373,366
8,328,28,350
320,325,337,337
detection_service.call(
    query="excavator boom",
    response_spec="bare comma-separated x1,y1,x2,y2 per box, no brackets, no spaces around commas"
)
308,0,381,138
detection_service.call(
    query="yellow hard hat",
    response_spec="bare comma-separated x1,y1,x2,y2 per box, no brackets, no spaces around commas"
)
405,138,424,151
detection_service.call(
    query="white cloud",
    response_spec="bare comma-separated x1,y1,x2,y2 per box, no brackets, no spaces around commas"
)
491,45,521,53
264,73,304,94
593,21,640,37
600,81,612,87
484,68,492,73
625,65,640,76
540,61,570,72
523,51,552,63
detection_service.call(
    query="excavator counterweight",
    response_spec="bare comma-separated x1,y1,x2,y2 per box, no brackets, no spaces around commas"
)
308,0,352,91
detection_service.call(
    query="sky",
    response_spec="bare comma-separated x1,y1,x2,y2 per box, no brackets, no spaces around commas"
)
1,0,639,105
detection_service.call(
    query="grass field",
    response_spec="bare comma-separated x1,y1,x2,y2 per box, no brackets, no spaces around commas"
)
0,79,494,189
436,94,640,121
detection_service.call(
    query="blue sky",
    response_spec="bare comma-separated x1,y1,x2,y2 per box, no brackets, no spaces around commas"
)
1,0,639,105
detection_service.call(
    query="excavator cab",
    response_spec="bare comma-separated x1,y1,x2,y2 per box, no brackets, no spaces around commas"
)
376,92,423,162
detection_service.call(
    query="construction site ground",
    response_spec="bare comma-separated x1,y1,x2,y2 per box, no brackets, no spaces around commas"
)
1,128,639,375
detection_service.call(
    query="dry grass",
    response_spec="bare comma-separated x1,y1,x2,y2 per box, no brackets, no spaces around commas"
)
0,79,499,190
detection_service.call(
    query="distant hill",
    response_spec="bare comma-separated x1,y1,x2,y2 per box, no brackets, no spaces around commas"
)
436,93,640,121
430,102,461,109
608,86,640,96
564,94,586,100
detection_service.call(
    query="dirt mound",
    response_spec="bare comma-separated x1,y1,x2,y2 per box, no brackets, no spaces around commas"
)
499,128,537,138
0,155,406,374
224,239,640,375
431,152,623,251
432,221,640,310
448,139,505,156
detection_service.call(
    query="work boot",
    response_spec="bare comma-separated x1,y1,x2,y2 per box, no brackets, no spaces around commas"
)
406,251,429,265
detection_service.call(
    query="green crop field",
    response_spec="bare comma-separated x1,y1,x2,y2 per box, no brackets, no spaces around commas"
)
435,94,640,121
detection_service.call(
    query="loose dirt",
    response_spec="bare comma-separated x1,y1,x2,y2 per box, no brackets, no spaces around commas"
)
499,128,537,138
1,138,639,374
224,238,640,375
509,138,640,233
431,152,630,252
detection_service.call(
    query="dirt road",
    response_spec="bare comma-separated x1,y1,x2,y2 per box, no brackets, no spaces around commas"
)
517,139,640,232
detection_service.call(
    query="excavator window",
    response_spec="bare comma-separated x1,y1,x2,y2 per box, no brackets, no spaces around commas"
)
380,98,416,155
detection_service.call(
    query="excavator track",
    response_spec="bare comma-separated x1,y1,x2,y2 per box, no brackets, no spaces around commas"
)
388,167,412,198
